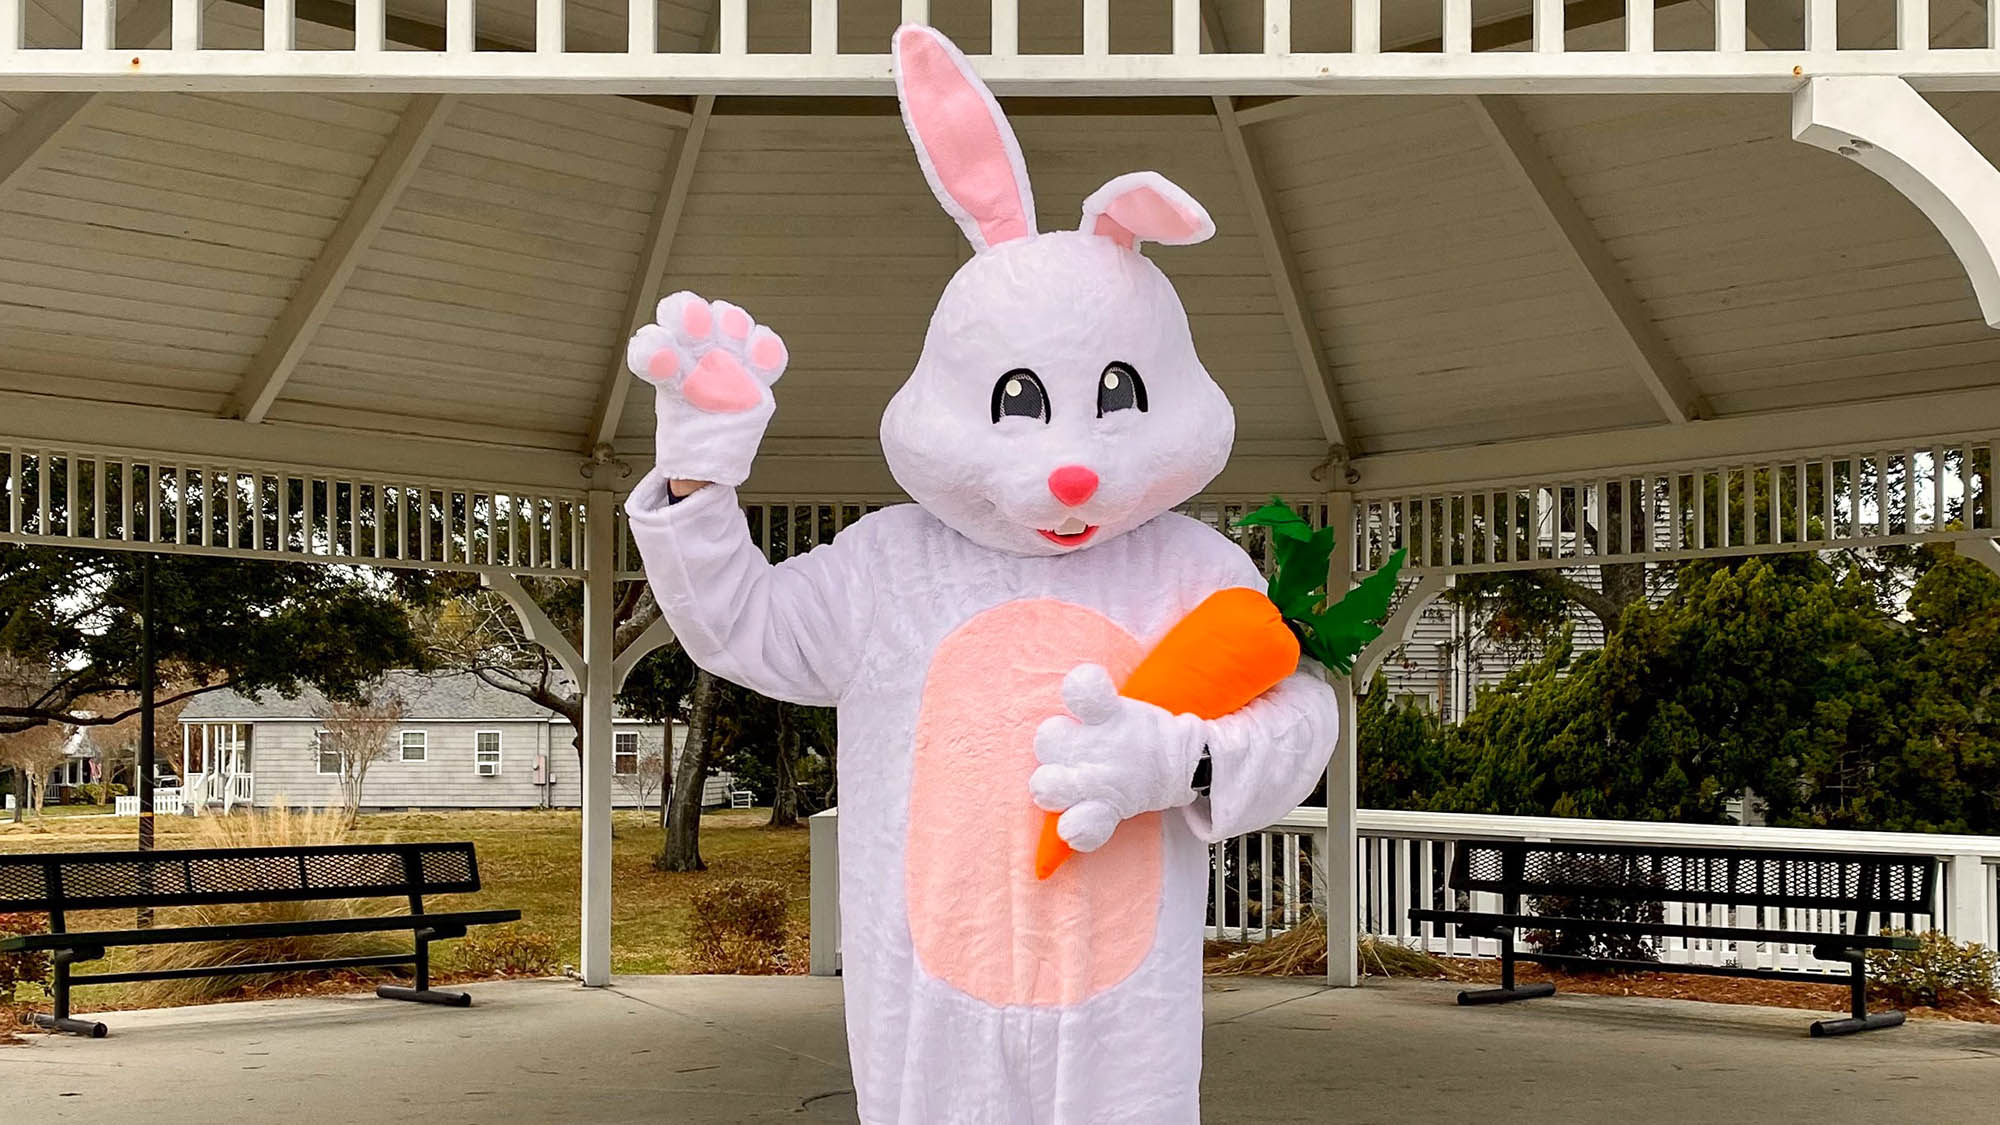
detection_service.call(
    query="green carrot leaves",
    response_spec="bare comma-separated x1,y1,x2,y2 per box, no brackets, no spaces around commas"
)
1236,499,1408,674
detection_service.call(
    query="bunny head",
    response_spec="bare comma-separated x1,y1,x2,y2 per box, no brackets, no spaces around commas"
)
879,25,1236,557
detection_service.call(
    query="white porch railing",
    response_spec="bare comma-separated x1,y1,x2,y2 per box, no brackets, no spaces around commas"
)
113,788,186,816
4,1,2000,95
806,806,2000,978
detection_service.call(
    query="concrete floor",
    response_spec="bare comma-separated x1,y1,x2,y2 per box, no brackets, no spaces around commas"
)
4,976,1999,1124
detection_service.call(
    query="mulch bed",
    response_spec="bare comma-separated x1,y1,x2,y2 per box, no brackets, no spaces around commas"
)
1442,957,2000,1025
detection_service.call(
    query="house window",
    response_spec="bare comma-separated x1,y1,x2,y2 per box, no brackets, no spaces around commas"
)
614,731,639,776
475,731,502,776
315,731,340,776
400,730,427,763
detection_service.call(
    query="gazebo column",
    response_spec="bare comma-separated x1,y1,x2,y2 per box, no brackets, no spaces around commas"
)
1324,490,1360,987
579,487,618,987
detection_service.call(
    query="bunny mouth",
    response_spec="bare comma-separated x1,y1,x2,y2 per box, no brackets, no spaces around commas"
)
1037,517,1099,548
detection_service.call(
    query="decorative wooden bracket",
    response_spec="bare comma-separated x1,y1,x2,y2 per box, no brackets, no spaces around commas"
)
1793,76,2000,329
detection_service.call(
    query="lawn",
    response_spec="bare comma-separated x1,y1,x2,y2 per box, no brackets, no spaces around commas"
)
0,807,810,1011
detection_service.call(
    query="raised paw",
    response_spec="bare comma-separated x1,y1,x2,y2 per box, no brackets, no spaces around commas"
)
626,291,787,414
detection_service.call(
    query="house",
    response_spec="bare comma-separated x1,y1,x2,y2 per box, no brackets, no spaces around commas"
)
172,671,727,813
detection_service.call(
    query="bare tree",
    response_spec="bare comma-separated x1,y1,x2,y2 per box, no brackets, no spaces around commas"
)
657,671,721,872
0,722,71,818
616,741,667,813
314,688,405,827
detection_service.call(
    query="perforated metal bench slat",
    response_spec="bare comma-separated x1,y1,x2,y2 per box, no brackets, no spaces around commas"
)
1449,840,1934,912
0,843,482,913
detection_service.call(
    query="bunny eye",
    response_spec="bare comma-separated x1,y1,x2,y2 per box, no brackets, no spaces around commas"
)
991,369,1051,424
1097,362,1147,417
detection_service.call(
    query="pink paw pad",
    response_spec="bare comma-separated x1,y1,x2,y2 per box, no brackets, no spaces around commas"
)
681,300,713,339
721,307,752,340
749,333,786,371
646,349,681,382
682,351,764,413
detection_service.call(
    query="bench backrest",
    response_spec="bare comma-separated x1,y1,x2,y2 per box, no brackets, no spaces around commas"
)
1447,839,1935,915
0,843,482,915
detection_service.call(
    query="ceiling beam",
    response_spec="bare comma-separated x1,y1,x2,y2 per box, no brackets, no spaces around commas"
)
1346,384,2000,494
588,94,714,454
0,0,174,200
1205,12,1355,453
226,94,455,423
1467,94,1709,423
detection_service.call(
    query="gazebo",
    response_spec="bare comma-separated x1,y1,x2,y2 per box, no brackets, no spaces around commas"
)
2,0,1998,989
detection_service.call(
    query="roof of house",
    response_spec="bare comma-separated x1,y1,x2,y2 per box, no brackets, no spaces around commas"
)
178,670,653,724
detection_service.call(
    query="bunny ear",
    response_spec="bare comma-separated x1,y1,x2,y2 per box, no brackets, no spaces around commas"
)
1079,171,1215,251
893,24,1037,253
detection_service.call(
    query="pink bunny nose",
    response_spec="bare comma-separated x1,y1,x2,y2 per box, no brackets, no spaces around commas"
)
1047,465,1099,507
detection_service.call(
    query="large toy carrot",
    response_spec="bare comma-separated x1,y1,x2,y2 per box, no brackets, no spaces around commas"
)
1035,500,1406,878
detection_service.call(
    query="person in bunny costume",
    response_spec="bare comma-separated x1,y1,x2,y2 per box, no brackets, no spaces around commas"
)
622,25,1338,1125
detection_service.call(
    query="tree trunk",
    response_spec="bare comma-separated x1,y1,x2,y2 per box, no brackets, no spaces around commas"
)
9,771,22,823
768,708,800,829
656,670,719,872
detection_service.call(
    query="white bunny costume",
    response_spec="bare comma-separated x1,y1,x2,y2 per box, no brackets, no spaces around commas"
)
624,26,1339,1125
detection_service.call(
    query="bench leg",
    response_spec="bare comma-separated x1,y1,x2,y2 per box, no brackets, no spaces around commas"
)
1457,929,1557,1006
377,927,471,1008
1809,953,1902,1037
31,950,109,1038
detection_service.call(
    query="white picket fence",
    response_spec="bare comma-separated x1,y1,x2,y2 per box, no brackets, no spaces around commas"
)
113,788,186,816
807,806,2000,978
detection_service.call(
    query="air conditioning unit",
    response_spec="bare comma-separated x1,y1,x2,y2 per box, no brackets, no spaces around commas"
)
476,760,500,778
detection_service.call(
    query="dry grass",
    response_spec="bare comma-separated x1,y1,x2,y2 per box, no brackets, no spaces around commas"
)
1204,916,1459,981
122,808,406,1007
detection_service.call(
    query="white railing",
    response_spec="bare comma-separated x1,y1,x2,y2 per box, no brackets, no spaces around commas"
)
113,788,186,816
0,443,596,578
4,1,2000,95
1353,440,1998,576
806,806,2000,977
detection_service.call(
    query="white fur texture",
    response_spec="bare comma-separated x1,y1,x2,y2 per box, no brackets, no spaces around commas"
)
627,291,786,487
1031,663,1209,853
879,231,1235,556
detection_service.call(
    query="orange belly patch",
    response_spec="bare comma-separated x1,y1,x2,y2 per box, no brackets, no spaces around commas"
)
904,598,1164,1007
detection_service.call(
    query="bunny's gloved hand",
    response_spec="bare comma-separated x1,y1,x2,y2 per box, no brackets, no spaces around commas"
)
627,291,787,488
1030,664,1208,853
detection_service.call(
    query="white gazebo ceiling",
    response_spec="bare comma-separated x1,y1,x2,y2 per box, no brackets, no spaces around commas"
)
3,0,2000,499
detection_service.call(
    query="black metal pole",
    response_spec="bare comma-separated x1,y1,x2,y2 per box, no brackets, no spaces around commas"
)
137,553,155,927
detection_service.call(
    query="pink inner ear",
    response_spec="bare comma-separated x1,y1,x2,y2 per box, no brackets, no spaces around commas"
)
1093,185,1203,249
897,29,1033,250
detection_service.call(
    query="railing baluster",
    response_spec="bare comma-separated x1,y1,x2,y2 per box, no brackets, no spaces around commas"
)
1897,0,1927,50
1535,0,1562,53
1715,0,1744,52
1265,0,1290,55
901,0,929,24
1,0,21,53
82,0,112,50
1626,0,1653,52
811,0,836,57
355,0,384,51
1806,0,1837,51
720,0,745,55
1168,0,1192,56
1352,0,1380,54
990,0,1018,56
1443,0,1472,54
537,0,562,53
449,0,475,54
265,0,294,52
1083,0,1108,56
171,0,200,51
628,0,652,54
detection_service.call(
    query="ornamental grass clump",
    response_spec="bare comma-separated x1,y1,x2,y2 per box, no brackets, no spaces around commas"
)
125,807,403,1008
1,911,51,1036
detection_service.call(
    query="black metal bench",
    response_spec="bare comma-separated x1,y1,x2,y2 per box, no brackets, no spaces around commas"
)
0,841,520,1037
1408,839,1932,1037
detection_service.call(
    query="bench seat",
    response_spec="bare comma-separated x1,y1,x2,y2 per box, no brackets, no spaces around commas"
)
0,909,521,953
